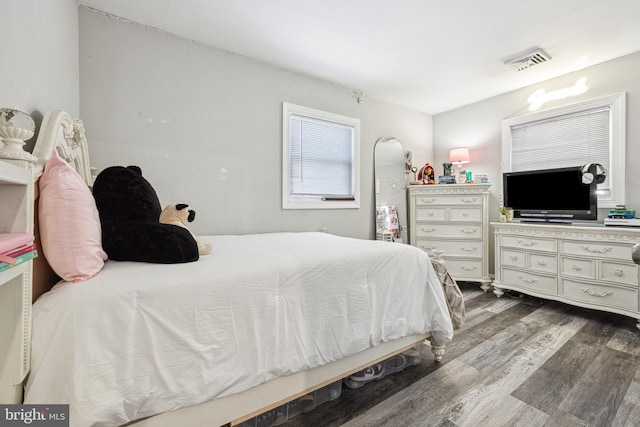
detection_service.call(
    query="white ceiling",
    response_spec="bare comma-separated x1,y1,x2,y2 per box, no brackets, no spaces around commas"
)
78,0,640,115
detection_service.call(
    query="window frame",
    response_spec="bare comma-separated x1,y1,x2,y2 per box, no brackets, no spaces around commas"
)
501,93,626,209
282,102,360,210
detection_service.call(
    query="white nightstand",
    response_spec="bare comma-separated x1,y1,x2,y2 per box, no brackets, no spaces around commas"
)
0,160,34,403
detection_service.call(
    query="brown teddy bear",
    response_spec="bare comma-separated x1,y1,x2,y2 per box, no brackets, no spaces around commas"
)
159,203,212,255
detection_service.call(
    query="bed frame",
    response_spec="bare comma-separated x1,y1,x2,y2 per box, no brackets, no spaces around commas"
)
24,110,445,426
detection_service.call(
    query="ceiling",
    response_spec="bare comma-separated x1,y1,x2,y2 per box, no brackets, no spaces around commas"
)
77,0,640,115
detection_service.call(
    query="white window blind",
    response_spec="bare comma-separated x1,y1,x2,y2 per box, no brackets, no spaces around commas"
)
289,114,354,198
282,102,360,210
510,107,611,195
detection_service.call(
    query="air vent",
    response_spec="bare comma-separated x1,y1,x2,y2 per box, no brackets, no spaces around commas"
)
504,48,551,72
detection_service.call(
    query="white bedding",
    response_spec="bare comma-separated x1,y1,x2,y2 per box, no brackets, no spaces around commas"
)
24,232,453,427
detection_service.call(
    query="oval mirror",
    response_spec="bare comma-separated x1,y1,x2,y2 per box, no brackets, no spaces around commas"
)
374,137,407,243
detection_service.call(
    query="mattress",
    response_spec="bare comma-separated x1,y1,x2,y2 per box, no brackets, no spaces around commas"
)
24,232,453,427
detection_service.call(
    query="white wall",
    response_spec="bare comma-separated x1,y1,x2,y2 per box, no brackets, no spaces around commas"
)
0,0,79,149
434,51,640,273
78,7,433,239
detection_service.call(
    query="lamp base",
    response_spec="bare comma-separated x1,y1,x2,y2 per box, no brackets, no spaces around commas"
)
455,164,466,184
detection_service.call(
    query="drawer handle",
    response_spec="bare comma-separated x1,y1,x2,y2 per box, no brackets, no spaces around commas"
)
614,269,624,277
460,265,478,271
427,212,434,216
462,212,468,217
510,255,518,261
420,227,437,232
538,260,547,266
581,245,612,254
421,198,436,204
517,275,537,284
517,239,537,247
571,264,582,271
582,288,613,298
420,244,437,250
459,228,477,234
461,246,478,252
461,198,477,203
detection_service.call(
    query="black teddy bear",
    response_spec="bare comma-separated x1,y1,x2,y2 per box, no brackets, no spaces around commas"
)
92,165,199,264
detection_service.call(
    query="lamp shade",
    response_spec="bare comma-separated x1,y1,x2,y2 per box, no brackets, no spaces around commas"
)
449,147,470,165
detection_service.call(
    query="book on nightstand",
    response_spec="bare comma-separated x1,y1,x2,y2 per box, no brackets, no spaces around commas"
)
0,249,38,273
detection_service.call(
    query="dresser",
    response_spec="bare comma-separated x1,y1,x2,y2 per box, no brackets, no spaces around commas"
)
0,160,34,403
408,184,491,290
493,222,640,330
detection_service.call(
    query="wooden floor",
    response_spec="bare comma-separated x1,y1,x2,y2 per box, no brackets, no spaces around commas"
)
283,282,640,427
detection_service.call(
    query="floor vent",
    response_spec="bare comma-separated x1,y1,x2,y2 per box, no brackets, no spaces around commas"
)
504,48,551,71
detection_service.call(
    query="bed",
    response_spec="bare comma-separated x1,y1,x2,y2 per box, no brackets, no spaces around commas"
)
19,110,454,427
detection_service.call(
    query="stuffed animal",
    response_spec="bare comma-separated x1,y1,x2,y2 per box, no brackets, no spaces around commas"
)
160,203,212,255
92,166,199,264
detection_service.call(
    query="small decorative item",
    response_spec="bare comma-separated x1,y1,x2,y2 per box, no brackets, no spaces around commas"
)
404,151,412,174
424,163,435,184
458,170,467,184
417,163,435,184
450,147,470,184
0,107,37,163
442,162,452,176
465,171,473,183
505,207,514,222
475,173,489,183
499,206,508,222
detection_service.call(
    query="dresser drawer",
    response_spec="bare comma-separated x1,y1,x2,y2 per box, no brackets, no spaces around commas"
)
500,235,557,253
599,261,638,287
529,253,557,274
561,279,638,312
449,207,482,222
414,195,482,206
501,249,525,268
560,240,632,261
561,256,595,280
501,267,557,295
415,223,482,239
445,258,484,278
416,239,483,257
415,207,446,221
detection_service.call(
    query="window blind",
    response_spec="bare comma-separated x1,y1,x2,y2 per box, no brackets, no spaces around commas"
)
289,114,354,198
510,106,610,193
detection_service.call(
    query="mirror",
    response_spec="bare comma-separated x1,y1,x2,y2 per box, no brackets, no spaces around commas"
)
374,137,407,243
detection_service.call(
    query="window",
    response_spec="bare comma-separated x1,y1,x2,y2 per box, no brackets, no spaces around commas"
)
282,103,360,209
502,93,625,209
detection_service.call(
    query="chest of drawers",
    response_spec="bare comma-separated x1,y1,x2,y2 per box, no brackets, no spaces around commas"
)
408,184,491,290
493,222,640,329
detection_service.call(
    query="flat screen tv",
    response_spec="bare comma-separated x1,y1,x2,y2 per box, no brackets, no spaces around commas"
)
503,166,597,223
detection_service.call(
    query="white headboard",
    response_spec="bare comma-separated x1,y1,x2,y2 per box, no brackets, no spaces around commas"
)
32,110,92,186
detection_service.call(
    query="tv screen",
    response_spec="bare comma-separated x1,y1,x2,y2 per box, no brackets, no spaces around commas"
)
503,166,597,222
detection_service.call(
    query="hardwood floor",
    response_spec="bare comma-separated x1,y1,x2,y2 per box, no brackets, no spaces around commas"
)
283,282,640,427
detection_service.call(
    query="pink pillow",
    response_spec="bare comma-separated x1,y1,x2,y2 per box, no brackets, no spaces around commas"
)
39,151,107,282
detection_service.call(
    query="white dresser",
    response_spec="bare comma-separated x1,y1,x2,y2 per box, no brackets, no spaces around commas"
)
492,222,640,329
408,184,491,290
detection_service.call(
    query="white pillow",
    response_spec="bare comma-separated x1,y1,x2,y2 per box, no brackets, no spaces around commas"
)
38,151,107,282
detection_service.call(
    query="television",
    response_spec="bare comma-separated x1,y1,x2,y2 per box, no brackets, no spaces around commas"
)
502,166,597,223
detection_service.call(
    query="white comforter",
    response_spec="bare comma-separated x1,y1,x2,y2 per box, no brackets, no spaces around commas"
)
25,232,453,427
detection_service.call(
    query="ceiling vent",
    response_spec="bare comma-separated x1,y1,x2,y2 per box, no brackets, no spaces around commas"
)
504,48,551,71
